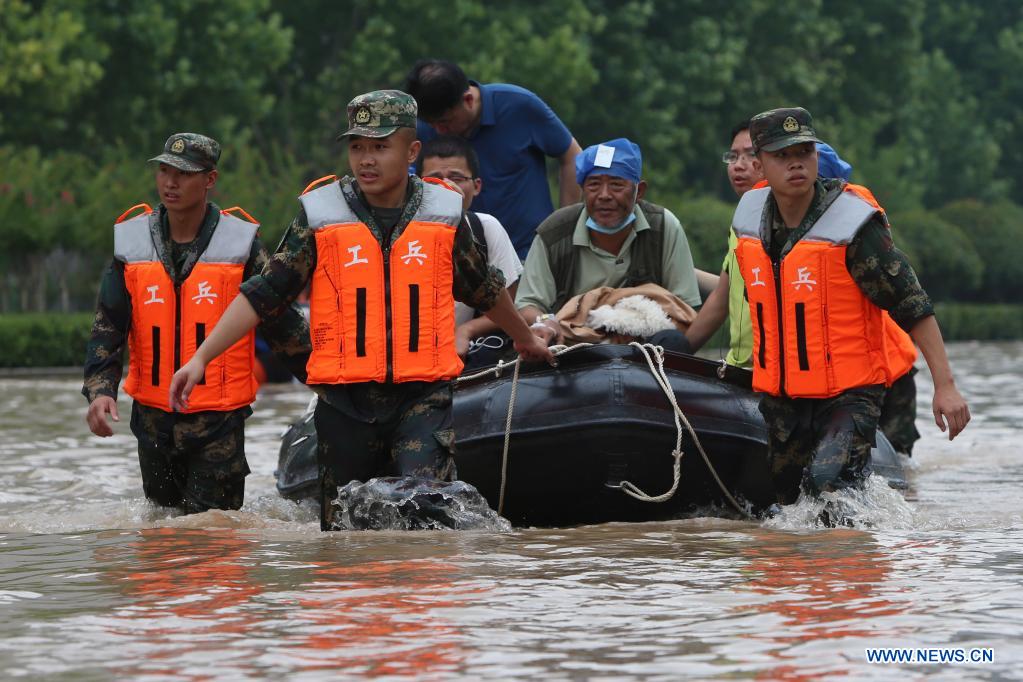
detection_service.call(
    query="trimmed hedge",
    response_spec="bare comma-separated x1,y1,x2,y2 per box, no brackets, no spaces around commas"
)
0,313,94,368
934,303,1023,341
0,304,1019,369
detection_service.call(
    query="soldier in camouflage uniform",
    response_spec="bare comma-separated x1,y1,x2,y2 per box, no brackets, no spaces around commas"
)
739,108,970,510
167,92,553,530
83,133,310,514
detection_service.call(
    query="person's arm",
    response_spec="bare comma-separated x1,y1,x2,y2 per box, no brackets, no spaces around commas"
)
909,316,969,439
526,89,579,208
456,281,518,355
450,217,553,364
558,138,583,207
659,209,702,307
848,218,969,439
83,259,131,437
247,236,311,382
172,213,316,409
685,273,730,351
482,289,554,363
169,295,261,410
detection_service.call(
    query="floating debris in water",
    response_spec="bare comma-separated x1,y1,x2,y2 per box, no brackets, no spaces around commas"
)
329,477,512,531
764,474,918,531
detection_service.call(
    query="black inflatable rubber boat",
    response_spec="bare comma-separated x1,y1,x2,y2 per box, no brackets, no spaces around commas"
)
276,345,906,526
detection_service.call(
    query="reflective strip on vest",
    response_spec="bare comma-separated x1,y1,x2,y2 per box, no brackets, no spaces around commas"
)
300,180,464,384
118,206,259,412
199,212,259,263
732,187,770,240
114,211,160,263
732,189,910,398
302,180,358,228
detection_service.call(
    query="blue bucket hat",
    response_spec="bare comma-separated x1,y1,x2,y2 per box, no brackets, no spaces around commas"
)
816,142,852,181
575,138,643,186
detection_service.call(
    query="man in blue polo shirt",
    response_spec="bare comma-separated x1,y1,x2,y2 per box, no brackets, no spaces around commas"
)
405,59,582,259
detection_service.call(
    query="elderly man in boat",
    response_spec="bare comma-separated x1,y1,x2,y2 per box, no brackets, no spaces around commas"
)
516,138,702,350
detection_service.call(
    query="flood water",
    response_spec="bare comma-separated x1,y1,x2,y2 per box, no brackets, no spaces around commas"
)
1,342,1021,680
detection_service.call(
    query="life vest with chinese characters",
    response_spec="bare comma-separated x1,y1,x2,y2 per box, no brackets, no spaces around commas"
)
732,186,916,398
300,176,463,384
115,203,259,412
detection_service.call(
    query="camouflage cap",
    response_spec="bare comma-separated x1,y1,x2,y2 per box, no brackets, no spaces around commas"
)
749,107,821,153
148,133,221,172
337,89,418,139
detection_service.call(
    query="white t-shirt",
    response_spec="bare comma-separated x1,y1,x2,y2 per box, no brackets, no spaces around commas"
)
456,212,524,326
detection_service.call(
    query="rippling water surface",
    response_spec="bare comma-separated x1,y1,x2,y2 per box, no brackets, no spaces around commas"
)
1,342,1021,680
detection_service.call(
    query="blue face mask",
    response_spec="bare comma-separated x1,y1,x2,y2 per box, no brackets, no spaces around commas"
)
586,212,637,235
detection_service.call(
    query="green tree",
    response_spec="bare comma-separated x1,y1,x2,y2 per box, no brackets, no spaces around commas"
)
888,209,983,301
937,199,1023,302
0,0,106,142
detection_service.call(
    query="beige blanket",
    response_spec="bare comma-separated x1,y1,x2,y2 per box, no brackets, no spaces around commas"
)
554,283,696,345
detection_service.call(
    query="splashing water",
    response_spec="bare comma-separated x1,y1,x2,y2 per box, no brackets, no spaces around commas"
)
329,477,513,531
764,473,919,531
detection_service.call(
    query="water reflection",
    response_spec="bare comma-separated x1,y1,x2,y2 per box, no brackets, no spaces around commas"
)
278,551,473,676
96,528,265,679
0,343,1020,678
740,530,908,680
90,528,478,678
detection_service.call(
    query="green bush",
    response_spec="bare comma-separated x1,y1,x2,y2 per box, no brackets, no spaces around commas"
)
934,303,1023,341
888,208,983,301
668,195,736,273
937,199,1023,302
0,313,94,367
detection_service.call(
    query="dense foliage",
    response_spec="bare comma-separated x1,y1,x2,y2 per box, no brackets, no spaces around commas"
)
2,0,1022,313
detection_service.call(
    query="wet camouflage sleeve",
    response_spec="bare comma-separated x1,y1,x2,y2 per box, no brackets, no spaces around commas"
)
846,217,934,332
82,259,131,403
246,236,311,383
451,220,505,312
239,211,316,320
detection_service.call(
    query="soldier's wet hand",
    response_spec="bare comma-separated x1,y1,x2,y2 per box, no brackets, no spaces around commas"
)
169,358,206,412
516,332,557,366
932,382,970,440
86,395,119,437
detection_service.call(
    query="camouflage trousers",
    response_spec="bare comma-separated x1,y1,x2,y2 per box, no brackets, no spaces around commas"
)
130,402,251,513
759,385,885,505
314,383,456,530
879,368,920,456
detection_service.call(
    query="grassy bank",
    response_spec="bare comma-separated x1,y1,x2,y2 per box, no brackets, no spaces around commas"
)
0,313,94,368
0,305,1019,369
933,303,1023,341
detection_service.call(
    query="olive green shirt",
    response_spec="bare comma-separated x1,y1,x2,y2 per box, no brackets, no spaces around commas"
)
515,203,702,312
722,228,753,368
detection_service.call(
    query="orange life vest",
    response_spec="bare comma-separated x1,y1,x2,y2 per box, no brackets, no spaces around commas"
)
732,186,916,398
300,177,464,384
115,203,259,412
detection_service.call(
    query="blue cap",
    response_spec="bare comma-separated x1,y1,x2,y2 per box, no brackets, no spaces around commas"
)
816,142,852,181
575,138,643,186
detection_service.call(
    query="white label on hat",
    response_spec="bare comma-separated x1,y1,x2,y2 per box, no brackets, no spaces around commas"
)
594,144,615,168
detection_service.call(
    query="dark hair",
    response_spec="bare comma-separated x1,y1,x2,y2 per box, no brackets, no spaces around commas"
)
416,135,480,177
729,119,752,145
404,59,470,120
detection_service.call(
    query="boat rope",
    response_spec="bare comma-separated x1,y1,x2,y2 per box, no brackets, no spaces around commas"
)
454,343,751,519
622,343,751,518
457,343,577,516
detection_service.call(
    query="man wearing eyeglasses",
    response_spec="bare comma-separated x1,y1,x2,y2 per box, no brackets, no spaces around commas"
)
685,120,764,367
417,135,524,369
